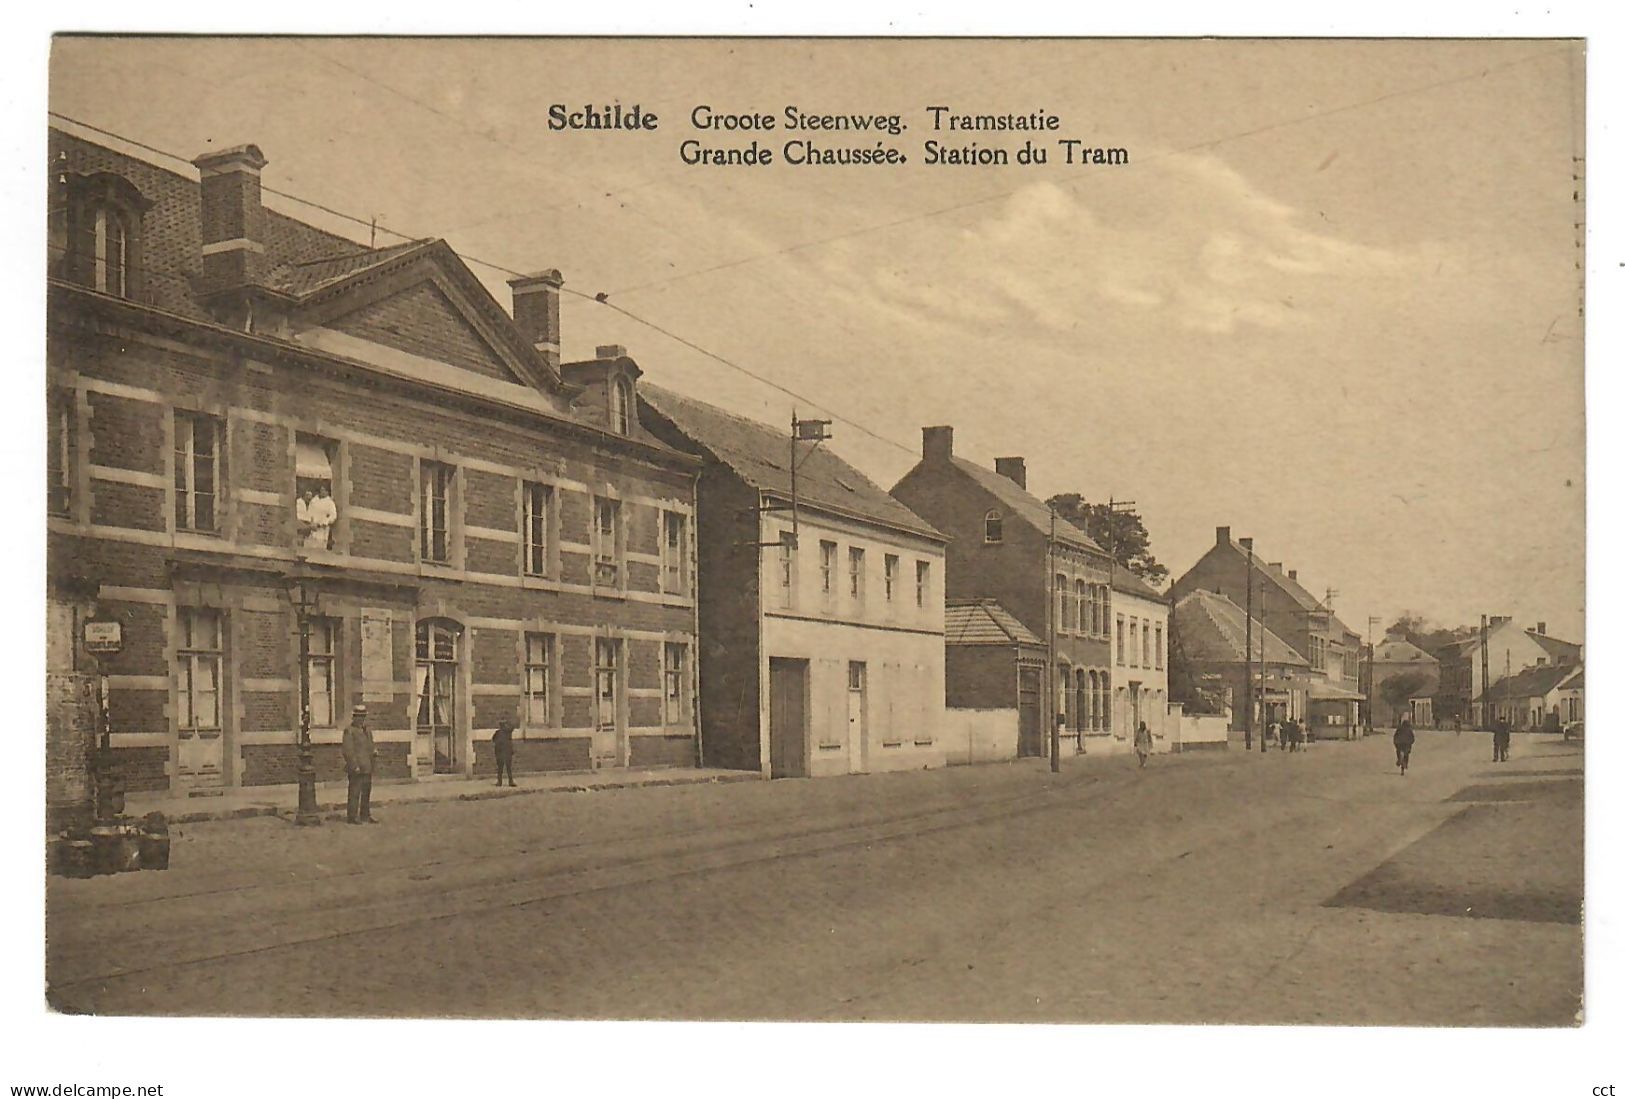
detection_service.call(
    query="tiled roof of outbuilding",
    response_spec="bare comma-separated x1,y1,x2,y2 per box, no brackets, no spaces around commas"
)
639,383,943,540
945,600,1044,647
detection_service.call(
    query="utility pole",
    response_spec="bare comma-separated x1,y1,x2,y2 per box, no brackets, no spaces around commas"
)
1049,508,1061,773
1259,583,1269,752
1241,537,1254,750
1480,614,1491,730
1367,615,1381,735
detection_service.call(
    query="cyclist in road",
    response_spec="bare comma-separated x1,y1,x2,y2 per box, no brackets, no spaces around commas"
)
1393,715,1416,775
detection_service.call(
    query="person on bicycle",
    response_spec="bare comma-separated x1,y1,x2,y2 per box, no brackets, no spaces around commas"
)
1394,716,1416,774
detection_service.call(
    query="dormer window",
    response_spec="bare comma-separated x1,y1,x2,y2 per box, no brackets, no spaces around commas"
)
610,377,633,435
53,171,150,301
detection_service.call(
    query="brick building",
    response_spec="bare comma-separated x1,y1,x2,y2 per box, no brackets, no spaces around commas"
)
890,427,1114,758
46,128,700,797
1171,526,1364,737
941,599,1047,765
638,384,947,778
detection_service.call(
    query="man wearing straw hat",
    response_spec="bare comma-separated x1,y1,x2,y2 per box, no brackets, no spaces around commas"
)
342,703,379,825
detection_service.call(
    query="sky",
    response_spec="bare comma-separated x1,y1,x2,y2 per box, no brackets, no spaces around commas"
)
48,36,1587,643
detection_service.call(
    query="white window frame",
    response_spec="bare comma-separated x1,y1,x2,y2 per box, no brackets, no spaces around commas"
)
306,617,338,729
523,481,552,577
884,554,900,603
174,410,221,533
176,607,223,732
524,631,552,726
820,540,838,596
848,546,866,602
915,560,930,608
661,510,686,593
593,497,622,588
663,642,688,725
420,459,454,564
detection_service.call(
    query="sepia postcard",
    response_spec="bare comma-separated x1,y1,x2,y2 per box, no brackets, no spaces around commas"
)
24,27,1604,1099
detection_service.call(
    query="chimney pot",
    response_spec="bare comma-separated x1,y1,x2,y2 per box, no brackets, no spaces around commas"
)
1216,526,1231,545
1288,569,1298,581
1537,621,1547,635
1269,562,1283,571
922,426,953,462
192,144,269,292
595,344,628,360
508,269,564,371
994,457,1027,490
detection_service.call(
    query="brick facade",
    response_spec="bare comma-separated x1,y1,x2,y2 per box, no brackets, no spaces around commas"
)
46,128,701,798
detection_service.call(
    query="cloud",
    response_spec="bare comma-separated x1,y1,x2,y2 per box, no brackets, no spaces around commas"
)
810,151,1415,336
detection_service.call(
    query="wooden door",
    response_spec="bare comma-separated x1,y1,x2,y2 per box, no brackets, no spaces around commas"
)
1017,664,1043,758
769,657,809,778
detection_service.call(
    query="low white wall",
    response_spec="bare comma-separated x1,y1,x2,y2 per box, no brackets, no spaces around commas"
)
943,708,1020,766
1171,709,1230,751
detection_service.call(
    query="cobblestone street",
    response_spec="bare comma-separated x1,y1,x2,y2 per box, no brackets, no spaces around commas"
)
47,732,1582,1024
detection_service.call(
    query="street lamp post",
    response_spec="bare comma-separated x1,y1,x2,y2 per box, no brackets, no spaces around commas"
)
287,578,322,827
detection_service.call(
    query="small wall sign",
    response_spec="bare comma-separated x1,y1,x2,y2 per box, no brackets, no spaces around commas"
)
83,619,123,654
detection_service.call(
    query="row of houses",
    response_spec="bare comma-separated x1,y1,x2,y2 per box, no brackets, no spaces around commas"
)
46,127,1182,821
42,127,1579,822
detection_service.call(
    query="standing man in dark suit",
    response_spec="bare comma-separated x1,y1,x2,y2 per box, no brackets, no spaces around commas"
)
342,704,378,824
492,718,517,787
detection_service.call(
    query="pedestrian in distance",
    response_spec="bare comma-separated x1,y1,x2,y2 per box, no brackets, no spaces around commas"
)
492,718,517,787
1134,720,1153,768
342,703,378,825
1493,716,1511,763
1268,719,1281,748
1393,716,1415,775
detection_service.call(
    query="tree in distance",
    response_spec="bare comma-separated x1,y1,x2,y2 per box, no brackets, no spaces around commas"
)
1046,493,1167,585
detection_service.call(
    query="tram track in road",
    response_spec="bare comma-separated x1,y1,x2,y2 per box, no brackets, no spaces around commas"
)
51,760,1178,1001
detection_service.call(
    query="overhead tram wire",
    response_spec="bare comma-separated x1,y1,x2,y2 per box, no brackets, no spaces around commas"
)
50,45,1568,456
47,112,919,457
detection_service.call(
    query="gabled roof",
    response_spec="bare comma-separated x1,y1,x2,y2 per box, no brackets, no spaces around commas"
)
1253,556,1324,612
50,127,564,399
1558,668,1583,690
945,599,1044,647
945,458,1104,554
639,383,943,540
1527,630,1582,665
270,238,434,297
1173,589,1308,667
1111,563,1166,603
1476,661,1578,704
1373,637,1440,665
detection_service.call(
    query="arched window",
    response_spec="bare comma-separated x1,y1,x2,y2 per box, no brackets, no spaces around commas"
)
984,509,1003,543
610,377,633,435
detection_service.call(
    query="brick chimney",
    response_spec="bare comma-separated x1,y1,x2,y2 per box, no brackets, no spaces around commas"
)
1288,569,1298,581
994,457,1026,489
922,426,953,462
596,344,628,360
1216,526,1231,545
192,144,268,292
508,269,564,370
1268,562,1283,571
1537,621,1547,635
